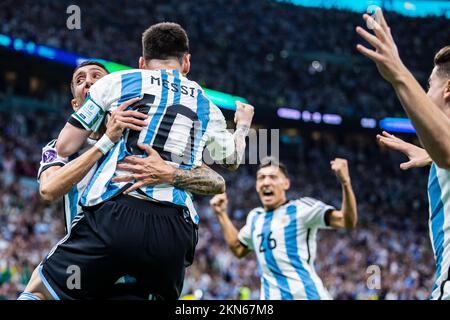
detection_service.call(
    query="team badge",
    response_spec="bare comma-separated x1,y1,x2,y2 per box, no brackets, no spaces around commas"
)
42,149,57,163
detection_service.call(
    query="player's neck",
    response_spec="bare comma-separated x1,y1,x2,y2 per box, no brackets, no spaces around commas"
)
144,60,182,72
263,197,288,212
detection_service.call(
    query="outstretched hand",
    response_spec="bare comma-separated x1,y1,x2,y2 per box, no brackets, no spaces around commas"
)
377,131,432,170
355,7,408,84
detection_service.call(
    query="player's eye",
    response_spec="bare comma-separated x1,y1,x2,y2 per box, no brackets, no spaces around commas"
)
76,77,84,85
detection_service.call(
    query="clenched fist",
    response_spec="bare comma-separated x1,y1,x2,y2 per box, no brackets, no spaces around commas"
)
234,101,254,128
210,193,228,215
331,158,351,185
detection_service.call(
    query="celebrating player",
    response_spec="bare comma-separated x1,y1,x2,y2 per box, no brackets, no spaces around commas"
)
356,7,450,299
209,157,357,300
18,60,227,300
34,22,254,300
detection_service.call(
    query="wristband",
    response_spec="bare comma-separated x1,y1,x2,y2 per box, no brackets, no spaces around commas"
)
95,135,115,155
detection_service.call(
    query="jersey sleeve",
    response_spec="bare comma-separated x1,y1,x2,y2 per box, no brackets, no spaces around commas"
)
69,74,113,132
204,103,236,161
37,140,68,180
297,197,335,229
237,210,257,250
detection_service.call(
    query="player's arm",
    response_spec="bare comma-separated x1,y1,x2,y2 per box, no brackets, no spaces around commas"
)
39,146,104,203
221,102,254,171
206,101,254,171
377,131,432,169
113,144,226,195
40,98,147,202
356,9,450,169
325,158,357,229
210,193,251,258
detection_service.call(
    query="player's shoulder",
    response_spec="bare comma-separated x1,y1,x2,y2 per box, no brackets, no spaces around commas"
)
92,69,144,88
295,197,324,208
246,207,265,220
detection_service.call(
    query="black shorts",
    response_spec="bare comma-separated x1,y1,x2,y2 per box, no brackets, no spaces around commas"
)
40,195,198,300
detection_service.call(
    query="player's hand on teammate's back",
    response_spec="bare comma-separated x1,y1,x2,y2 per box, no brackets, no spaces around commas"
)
112,144,176,193
105,97,148,143
377,131,432,170
355,8,408,84
331,158,351,185
234,101,254,127
210,193,228,215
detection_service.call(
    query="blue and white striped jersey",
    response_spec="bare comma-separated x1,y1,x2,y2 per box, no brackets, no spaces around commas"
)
428,163,450,300
238,198,335,300
70,69,235,224
37,138,99,232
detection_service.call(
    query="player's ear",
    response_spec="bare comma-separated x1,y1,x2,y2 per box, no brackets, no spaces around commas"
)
284,177,290,191
71,98,78,110
139,57,146,69
444,79,450,103
182,54,191,75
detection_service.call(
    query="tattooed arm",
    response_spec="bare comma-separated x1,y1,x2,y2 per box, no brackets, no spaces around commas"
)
173,164,225,195
112,143,225,195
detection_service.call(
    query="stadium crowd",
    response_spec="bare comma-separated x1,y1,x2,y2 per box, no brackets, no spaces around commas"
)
0,109,435,300
1,0,449,118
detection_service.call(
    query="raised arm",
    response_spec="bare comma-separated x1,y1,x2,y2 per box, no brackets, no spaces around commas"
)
220,101,254,171
210,193,251,258
112,144,225,195
325,158,357,229
356,9,450,168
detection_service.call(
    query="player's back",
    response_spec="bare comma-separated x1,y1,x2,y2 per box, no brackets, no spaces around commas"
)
73,68,233,224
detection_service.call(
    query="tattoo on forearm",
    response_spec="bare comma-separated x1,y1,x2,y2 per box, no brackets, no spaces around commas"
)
221,124,249,169
173,165,225,195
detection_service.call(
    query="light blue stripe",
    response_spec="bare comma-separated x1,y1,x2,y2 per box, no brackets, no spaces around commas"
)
173,70,181,105
429,163,446,292
171,70,188,207
101,140,130,202
118,72,142,105
80,144,118,206
144,70,169,197
261,211,293,300
143,70,169,145
37,265,60,300
68,186,78,224
190,90,210,166
285,204,320,299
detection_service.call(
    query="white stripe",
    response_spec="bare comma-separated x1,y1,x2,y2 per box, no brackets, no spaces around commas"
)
84,143,121,206
153,185,174,202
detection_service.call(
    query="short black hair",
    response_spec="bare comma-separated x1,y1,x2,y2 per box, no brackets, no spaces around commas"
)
142,22,189,64
70,60,109,97
257,157,289,178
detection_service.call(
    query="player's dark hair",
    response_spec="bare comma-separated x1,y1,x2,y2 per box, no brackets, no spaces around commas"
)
258,157,289,178
70,60,109,97
142,22,189,64
434,46,450,79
